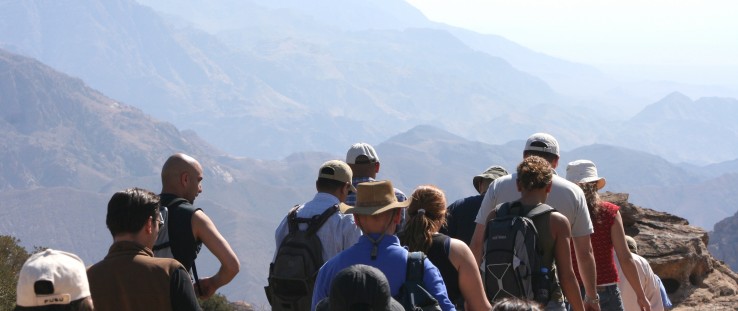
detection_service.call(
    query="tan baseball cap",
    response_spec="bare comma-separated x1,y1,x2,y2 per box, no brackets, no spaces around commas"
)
319,160,357,193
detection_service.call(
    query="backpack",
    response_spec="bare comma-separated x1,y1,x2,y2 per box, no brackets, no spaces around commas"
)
265,204,338,311
397,252,442,311
153,198,205,294
483,201,554,304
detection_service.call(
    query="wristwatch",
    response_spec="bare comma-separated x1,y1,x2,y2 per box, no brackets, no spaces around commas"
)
584,293,600,305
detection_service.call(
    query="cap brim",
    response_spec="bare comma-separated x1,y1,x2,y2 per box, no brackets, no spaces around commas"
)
349,184,357,193
342,200,411,215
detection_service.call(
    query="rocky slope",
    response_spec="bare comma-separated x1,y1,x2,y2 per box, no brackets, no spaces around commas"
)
708,210,738,276
603,192,738,309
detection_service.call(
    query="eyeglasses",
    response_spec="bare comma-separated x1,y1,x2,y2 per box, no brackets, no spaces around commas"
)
154,212,164,229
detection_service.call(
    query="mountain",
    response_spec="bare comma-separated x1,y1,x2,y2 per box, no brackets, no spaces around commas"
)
1,0,572,159
604,92,738,164
0,48,312,304
709,210,738,274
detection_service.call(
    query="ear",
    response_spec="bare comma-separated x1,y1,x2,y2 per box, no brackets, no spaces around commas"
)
180,171,189,187
393,209,402,224
551,158,559,169
375,162,380,173
516,178,522,192
545,182,553,193
146,216,154,234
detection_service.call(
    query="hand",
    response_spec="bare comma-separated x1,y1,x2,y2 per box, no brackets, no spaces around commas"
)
637,296,651,311
196,277,217,299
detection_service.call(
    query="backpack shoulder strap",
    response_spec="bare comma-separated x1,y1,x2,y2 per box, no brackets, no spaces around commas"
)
526,204,555,219
306,204,339,236
163,197,188,209
495,201,514,218
406,251,426,283
286,205,301,234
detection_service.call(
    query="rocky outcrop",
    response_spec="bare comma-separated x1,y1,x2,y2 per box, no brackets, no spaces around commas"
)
603,192,738,309
709,210,738,274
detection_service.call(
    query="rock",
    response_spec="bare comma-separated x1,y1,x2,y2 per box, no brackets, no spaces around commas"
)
602,192,738,309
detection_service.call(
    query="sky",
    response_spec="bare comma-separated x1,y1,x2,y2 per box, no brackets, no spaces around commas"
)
405,0,738,86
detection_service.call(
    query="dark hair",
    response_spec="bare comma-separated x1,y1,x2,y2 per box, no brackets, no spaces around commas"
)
14,297,94,311
316,177,347,193
106,187,160,236
400,185,446,252
578,181,603,223
523,150,559,163
491,297,543,311
517,156,553,191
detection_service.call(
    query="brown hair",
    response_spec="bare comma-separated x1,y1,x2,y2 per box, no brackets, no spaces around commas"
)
578,181,603,223
400,185,446,252
516,156,553,191
491,297,543,311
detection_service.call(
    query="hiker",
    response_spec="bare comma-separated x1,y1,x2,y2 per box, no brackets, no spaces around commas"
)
483,156,585,311
87,188,201,311
15,249,94,311
267,160,362,310
314,264,404,311
399,185,491,311
469,133,599,311
344,143,408,229
156,153,239,299
566,160,650,311
311,180,456,311
616,236,665,311
443,165,508,245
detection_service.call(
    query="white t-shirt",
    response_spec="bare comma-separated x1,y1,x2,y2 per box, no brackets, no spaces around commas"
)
616,253,664,311
474,173,594,237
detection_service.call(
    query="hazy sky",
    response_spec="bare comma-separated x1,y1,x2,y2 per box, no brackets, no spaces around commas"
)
405,0,738,85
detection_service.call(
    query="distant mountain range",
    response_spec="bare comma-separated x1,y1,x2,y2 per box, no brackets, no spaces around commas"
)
2,0,736,164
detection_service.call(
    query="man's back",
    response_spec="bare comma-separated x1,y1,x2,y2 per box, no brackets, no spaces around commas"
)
87,241,201,311
616,253,664,311
475,173,592,237
157,193,201,271
312,234,454,311
444,194,484,245
273,193,362,262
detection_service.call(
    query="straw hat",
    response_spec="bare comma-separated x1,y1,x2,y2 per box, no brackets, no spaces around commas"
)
341,180,410,215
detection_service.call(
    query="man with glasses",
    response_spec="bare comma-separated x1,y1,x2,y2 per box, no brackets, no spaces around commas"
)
87,187,202,311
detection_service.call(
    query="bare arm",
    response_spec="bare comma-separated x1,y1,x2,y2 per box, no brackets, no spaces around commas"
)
551,213,585,311
470,223,486,266
572,235,599,311
448,238,491,311
612,212,650,311
192,210,240,299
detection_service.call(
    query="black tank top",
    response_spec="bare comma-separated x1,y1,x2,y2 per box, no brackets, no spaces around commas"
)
427,233,461,303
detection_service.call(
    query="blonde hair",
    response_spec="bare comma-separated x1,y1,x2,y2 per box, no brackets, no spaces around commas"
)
400,185,446,252
517,156,553,191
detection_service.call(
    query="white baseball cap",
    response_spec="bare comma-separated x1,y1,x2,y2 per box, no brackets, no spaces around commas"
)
346,143,379,164
16,249,90,307
524,133,560,156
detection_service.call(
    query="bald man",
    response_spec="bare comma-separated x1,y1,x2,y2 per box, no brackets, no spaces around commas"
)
154,153,240,299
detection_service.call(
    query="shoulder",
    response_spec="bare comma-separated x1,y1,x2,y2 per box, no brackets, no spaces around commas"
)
549,211,571,229
601,201,620,213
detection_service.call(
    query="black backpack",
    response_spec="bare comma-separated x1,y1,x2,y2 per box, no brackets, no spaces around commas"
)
483,201,554,304
397,252,442,311
265,204,338,311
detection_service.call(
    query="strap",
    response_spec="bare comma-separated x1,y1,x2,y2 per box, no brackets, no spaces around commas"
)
192,260,202,297
164,198,189,209
152,198,189,252
286,205,301,234
495,201,513,218
405,251,426,283
526,204,554,219
306,204,339,236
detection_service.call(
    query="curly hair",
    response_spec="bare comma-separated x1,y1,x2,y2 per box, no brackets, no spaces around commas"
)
491,297,543,311
517,156,553,191
400,185,446,253
578,181,603,223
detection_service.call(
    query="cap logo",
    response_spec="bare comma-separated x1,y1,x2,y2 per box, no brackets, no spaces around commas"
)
37,294,71,305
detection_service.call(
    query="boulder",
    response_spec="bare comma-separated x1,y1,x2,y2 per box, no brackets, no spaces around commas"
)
602,192,738,309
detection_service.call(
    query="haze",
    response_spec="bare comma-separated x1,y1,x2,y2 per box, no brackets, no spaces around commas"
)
406,0,738,86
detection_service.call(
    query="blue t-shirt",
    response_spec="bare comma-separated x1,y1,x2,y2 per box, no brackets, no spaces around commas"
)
311,234,456,311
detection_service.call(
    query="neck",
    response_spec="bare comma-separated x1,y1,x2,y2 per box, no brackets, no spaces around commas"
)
113,233,151,249
518,189,548,206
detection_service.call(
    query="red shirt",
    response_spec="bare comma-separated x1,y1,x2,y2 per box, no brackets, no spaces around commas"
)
572,201,620,285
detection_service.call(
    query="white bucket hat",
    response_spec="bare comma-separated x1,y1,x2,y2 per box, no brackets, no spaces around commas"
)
566,159,606,190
